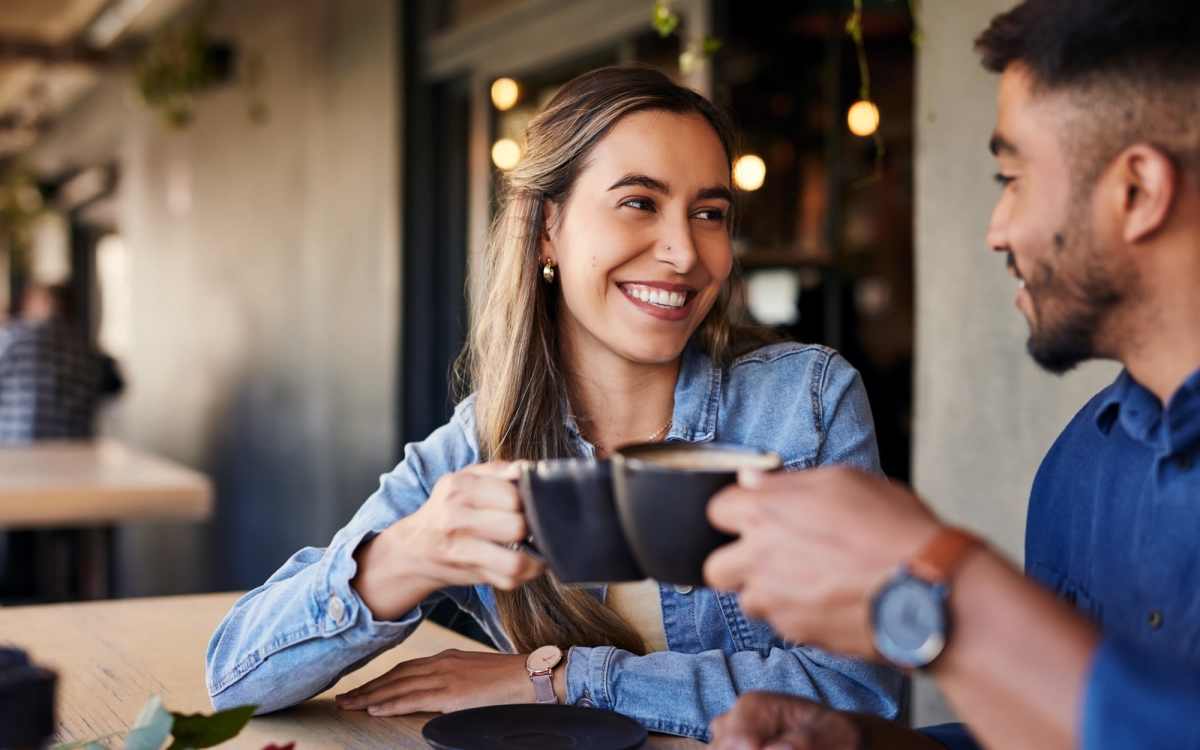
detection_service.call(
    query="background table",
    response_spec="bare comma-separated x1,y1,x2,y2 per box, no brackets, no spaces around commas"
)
0,592,704,749
0,439,213,598
0,439,212,528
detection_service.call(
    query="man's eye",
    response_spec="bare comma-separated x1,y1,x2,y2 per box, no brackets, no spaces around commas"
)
994,173,1016,188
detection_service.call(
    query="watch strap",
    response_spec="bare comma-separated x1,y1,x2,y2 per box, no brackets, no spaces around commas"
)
908,527,982,585
530,670,557,704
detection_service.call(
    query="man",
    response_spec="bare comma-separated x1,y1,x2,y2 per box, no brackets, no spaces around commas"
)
703,1,1200,748
0,282,122,442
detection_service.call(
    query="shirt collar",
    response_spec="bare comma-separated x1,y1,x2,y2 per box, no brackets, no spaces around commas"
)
1095,367,1200,454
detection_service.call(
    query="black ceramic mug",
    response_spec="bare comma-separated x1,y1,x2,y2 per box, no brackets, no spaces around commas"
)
518,459,645,585
611,443,781,585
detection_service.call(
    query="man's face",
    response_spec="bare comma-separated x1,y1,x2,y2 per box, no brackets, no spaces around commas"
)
986,65,1129,373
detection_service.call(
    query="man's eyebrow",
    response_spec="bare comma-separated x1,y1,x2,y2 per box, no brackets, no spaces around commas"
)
989,133,1019,157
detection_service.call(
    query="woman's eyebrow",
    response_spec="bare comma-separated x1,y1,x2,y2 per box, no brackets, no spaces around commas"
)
696,185,733,203
608,174,733,203
608,173,670,193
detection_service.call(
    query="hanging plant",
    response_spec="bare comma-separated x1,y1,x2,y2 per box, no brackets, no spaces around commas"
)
652,1,722,75
0,164,46,279
134,5,267,129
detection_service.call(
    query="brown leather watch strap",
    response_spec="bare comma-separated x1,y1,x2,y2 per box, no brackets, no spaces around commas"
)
908,527,983,584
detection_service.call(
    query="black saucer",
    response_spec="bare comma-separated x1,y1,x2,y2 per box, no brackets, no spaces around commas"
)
422,703,647,750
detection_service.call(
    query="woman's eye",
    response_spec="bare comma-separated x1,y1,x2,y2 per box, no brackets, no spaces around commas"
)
622,198,655,212
994,173,1017,188
694,208,727,222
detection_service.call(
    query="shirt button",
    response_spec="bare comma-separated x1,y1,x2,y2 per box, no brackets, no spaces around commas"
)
673,585,694,595
328,595,346,624
1148,610,1164,630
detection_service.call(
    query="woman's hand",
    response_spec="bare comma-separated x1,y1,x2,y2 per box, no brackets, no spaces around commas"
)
352,462,544,620
335,650,535,716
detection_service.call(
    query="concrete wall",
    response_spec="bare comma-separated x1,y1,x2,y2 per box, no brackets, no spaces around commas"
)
911,0,1119,725
29,0,401,594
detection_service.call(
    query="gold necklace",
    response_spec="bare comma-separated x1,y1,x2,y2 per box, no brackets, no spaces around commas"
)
586,417,673,457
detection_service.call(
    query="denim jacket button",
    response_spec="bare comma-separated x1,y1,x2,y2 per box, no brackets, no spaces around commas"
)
328,595,346,624
673,585,694,595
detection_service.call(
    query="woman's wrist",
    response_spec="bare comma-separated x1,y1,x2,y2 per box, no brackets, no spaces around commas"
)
351,523,441,621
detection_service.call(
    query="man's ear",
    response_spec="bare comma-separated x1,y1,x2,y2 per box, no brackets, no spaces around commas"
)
1110,144,1178,244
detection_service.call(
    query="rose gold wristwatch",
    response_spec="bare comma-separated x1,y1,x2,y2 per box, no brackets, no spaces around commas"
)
526,645,563,704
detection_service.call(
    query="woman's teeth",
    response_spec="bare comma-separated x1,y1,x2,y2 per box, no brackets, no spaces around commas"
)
623,284,687,309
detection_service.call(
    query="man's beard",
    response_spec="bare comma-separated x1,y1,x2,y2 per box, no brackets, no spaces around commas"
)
1024,223,1125,375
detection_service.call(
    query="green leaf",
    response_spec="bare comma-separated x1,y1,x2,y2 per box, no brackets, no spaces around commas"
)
702,36,723,56
124,696,173,750
165,706,256,750
652,1,679,37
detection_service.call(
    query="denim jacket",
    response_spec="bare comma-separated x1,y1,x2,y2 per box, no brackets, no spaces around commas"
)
206,342,903,740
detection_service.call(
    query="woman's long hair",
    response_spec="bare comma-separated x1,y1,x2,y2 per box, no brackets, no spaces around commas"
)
456,66,741,654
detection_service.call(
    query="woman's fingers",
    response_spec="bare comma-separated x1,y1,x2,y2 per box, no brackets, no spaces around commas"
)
436,471,522,512
444,536,543,588
338,657,436,700
452,507,527,545
339,674,444,711
365,689,448,716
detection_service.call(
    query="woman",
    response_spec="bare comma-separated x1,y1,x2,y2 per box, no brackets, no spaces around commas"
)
205,66,901,741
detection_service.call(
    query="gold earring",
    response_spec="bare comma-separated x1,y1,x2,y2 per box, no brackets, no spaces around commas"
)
542,260,557,284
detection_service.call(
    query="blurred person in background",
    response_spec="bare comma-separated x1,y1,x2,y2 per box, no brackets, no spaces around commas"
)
0,282,123,444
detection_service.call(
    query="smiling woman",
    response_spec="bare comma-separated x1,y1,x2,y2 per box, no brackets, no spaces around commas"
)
205,66,901,741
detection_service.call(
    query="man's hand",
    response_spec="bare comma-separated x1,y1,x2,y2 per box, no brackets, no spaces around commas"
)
710,692,944,750
704,467,942,657
710,692,862,750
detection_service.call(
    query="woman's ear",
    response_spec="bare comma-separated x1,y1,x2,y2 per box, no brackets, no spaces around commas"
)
540,200,561,262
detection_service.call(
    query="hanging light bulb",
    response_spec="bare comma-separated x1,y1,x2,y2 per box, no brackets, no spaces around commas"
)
847,100,881,137
491,78,520,111
733,154,767,192
491,138,521,171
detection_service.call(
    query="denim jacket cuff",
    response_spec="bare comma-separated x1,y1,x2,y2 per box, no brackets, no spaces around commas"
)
565,645,615,709
318,528,423,642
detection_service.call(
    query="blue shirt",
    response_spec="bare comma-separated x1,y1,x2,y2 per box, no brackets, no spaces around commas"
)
205,342,903,741
925,368,1200,749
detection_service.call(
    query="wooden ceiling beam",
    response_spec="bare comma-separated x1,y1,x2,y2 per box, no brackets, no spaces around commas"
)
0,35,131,67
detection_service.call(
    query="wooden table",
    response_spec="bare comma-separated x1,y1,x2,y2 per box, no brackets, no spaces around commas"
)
0,439,213,598
0,439,212,528
0,592,703,749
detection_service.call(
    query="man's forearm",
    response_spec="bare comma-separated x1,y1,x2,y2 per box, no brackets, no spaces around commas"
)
930,546,1100,749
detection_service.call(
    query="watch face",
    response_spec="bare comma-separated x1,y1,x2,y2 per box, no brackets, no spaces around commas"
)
527,645,563,672
872,576,947,668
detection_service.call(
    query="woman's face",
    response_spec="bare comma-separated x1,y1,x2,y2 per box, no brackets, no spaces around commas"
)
543,110,734,366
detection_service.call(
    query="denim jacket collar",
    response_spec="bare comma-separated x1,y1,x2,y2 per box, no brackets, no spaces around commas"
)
668,343,720,443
